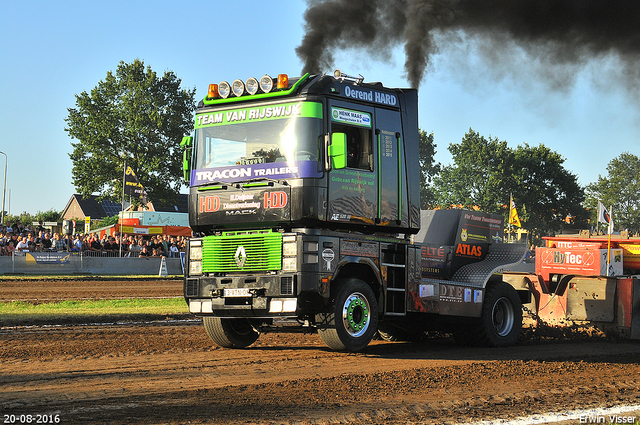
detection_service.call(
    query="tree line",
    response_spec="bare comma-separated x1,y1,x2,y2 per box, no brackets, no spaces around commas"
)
419,130,640,240
57,60,639,243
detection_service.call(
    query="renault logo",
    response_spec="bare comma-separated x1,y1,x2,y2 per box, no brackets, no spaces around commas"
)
234,246,247,268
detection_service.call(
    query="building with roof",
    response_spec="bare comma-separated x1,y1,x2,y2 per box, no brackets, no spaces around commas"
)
60,194,190,237
60,194,123,222
60,194,189,222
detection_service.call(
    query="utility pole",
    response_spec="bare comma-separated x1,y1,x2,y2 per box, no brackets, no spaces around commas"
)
0,150,6,228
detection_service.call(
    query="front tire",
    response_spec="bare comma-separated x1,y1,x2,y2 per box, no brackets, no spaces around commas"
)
475,282,522,347
202,317,259,349
318,279,378,352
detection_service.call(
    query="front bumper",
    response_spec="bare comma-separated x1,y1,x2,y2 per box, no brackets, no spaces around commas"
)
184,272,325,318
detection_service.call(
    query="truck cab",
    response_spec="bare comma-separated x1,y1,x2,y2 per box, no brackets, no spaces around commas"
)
184,72,420,234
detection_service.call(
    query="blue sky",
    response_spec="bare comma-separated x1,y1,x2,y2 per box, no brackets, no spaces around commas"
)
1,0,638,216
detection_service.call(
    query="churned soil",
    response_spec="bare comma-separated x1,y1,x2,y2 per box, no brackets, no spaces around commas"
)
1,279,640,425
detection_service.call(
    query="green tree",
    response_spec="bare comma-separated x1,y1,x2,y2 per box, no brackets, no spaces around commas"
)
511,143,587,238
585,152,640,234
432,129,586,238
92,215,120,231
432,129,513,213
65,59,196,205
5,213,33,230
418,130,441,209
33,209,62,223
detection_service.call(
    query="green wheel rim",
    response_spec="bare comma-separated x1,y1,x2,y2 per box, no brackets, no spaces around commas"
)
341,292,370,337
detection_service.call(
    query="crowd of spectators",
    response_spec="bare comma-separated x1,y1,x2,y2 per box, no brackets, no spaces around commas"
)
0,220,189,258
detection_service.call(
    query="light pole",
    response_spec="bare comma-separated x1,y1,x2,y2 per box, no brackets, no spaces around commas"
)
0,150,6,228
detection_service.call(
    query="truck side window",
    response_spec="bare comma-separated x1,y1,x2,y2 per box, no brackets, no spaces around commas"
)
332,123,373,171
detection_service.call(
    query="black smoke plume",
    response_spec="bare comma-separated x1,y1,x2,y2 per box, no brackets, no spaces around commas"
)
296,0,640,89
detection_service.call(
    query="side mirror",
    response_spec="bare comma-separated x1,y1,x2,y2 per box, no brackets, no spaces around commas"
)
180,136,193,183
329,133,347,170
180,136,193,148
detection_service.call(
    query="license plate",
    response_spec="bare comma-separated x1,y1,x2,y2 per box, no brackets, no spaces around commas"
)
223,288,251,298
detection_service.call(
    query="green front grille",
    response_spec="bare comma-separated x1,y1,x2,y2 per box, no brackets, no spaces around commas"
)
202,230,283,272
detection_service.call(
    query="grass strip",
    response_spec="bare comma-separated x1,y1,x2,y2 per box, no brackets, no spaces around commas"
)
0,297,188,322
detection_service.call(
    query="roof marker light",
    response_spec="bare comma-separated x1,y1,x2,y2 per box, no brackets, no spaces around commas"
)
277,74,289,89
219,81,231,98
260,75,274,93
232,79,245,97
246,77,259,95
207,84,219,99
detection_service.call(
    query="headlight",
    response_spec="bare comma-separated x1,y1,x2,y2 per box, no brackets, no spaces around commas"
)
219,81,231,98
190,245,202,261
190,261,202,275
232,79,245,97
189,240,203,275
282,257,297,271
282,236,297,271
246,77,259,95
283,242,297,256
260,75,273,93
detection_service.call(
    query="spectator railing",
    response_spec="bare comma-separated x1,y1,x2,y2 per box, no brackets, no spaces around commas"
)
1,250,185,275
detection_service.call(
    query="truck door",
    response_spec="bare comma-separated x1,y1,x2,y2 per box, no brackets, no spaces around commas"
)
375,107,404,227
327,102,377,225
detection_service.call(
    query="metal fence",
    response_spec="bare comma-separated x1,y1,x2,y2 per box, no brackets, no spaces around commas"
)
0,251,185,275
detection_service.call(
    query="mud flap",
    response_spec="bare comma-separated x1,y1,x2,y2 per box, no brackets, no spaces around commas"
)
632,278,640,340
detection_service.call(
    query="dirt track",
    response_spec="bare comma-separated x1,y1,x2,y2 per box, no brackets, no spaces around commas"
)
1,279,640,425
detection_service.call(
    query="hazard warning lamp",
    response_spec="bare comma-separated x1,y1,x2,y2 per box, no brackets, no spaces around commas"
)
207,84,219,99
245,77,259,95
277,74,289,89
232,79,245,97
218,81,231,98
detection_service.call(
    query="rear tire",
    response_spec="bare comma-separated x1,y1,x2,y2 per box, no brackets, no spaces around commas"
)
474,282,522,347
318,279,378,352
202,317,259,349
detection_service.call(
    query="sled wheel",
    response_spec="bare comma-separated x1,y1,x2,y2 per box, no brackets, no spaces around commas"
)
475,282,522,347
202,317,259,349
318,279,378,352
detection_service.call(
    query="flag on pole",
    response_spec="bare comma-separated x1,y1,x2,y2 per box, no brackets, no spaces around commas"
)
598,200,615,273
124,165,148,203
597,200,614,234
509,194,521,227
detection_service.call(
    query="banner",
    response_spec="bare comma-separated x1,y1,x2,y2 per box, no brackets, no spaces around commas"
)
537,247,623,278
124,165,148,203
26,252,71,264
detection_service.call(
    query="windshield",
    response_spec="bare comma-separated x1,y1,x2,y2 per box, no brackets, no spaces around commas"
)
192,101,323,185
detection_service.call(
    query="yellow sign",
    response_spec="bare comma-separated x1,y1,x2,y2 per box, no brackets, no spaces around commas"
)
619,244,640,269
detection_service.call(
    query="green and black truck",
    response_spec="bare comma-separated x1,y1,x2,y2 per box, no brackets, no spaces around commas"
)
181,70,527,351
